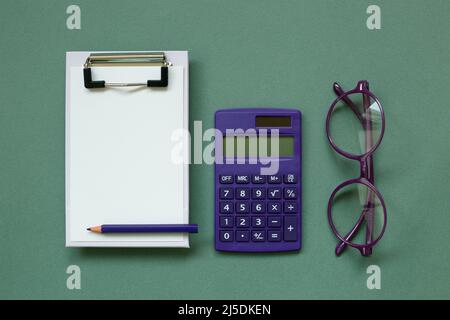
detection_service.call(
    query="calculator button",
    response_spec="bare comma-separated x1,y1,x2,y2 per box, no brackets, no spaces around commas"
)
219,201,234,214
236,216,250,228
284,174,297,184
284,216,298,242
220,216,233,228
268,231,282,242
220,188,233,199
235,175,250,184
267,187,282,199
252,188,266,199
284,187,297,199
252,216,266,228
235,201,250,213
251,230,266,242
268,175,282,184
284,201,297,213
267,201,281,213
236,230,250,242
252,175,266,184
235,188,250,199
219,175,233,184
251,202,265,213
267,216,282,228
220,230,233,242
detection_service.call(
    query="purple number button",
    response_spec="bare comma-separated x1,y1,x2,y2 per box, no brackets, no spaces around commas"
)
236,188,250,199
251,202,265,213
252,188,266,199
220,216,233,228
252,216,265,228
220,230,233,242
235,202,249,213
236,216,250,228
219,201,233,214
220,188,233,199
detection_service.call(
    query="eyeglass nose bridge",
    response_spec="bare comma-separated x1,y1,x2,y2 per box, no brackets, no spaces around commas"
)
359,155,374,184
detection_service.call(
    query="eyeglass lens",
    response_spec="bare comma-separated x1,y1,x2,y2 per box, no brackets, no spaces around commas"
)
329,92,383,156
330,182,385,248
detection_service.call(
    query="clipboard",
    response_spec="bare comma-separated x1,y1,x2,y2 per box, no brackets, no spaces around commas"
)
65,51,190,247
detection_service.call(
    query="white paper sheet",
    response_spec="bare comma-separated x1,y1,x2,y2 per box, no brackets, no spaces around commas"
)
65,52,189,247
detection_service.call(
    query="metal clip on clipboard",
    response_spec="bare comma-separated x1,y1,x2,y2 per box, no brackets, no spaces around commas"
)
83,52,170,89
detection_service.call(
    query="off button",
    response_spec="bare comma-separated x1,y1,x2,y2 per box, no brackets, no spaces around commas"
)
219,175,233,184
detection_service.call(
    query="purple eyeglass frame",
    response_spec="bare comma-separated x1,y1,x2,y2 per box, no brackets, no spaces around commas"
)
326,80,387,257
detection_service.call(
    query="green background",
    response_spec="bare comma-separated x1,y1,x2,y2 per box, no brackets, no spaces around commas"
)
0,0,449,300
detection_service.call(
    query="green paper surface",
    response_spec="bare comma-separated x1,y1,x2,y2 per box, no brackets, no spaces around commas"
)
0,0,449,299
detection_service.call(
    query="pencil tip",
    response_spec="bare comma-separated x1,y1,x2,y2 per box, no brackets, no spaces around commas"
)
87,226,102,233
87,228,91,231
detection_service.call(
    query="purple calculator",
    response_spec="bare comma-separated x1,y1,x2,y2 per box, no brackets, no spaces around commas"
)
214,108,301,252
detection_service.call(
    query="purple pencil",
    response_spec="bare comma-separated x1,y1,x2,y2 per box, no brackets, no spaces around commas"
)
87,224,198,234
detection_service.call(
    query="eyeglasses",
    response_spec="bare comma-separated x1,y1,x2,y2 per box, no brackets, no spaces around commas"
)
325,80,387,257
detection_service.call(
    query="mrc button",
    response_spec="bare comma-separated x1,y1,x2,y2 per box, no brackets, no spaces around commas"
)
235,175,250,184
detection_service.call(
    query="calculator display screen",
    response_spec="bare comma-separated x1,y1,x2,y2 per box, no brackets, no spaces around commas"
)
256,116,291,127
223,136,294,157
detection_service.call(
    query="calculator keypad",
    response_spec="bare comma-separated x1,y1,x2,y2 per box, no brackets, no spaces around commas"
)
217,173,300,251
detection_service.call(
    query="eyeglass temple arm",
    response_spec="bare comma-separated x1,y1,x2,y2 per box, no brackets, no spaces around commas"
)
335,207,373,256
333,82,364,124
362,82,375,254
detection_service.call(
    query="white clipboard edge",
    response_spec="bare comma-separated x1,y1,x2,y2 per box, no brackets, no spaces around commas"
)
65,51,190,248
